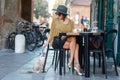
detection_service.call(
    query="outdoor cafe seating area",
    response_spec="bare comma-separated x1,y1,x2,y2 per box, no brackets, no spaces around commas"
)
43,27,119,79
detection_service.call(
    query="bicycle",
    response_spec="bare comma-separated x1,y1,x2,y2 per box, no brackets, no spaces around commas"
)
7,20,49,51
27,23,50,50
31,24,44,47
20,21,35,51
7,20,35,51
7,32,16,50
7,20,24,50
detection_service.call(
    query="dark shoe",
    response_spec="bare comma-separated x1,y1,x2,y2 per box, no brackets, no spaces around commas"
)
68,63,72,70
68,64,71,69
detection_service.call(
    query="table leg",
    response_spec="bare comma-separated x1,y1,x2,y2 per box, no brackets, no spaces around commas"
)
59,49,63,75
84,34,90,77
77,36,83,69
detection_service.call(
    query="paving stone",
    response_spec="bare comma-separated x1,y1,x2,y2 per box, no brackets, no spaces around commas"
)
0,48,120,80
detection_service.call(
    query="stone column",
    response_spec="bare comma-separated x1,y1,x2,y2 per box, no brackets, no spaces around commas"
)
0,0,5,49
0,0,20,49
0,0,5,16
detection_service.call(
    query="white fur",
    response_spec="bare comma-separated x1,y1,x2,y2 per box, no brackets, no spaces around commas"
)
33,54,45,73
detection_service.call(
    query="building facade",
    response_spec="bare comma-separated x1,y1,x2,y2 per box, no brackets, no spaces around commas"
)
0,0,66,50
91,0,120,64
0,0,33,49
70,0,91,28
0,0,120,64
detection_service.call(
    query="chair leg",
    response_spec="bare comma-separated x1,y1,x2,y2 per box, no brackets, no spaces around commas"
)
67,50,69,65
42,45,49,73
52,50,56,65
59,49,65,75
98,53,101,68
72,60,74,74
112,51,119,76
102,51,107,79
63,50,66,75
54,50,57,71
54,50,59,71
93,53,96,74
83,51,85,71
93,53,102,74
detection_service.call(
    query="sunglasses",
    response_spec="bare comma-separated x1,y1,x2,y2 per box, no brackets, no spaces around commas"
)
55,12,61,16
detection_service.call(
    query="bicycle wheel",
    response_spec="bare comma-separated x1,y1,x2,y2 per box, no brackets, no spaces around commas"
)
7,32,16,50
36,32,44,47
25,31,36,51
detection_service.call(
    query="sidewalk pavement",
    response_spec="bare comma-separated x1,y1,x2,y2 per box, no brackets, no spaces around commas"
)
0,49,120,80
0,49,40,80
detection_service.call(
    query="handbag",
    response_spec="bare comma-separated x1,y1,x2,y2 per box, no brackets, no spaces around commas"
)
52,36,67,49
89,35,103,49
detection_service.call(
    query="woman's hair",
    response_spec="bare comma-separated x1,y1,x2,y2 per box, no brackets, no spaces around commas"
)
57,12,67,21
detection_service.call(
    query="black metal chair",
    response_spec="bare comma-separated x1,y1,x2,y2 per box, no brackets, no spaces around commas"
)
42,33,73,75
88,33,104,74
104,29,118,76
42,43,59,73
89,29,119,78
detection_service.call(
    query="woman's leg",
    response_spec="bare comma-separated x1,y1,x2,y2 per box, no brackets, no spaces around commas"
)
74,44,82,75
74,44,80,67
63,37,82,75
68,37,76,66
63,37,76,66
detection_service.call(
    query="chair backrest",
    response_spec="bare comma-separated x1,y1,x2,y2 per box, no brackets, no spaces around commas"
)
105,29,118,43
105,29,118,47
89,33,104,50
52,33,66,49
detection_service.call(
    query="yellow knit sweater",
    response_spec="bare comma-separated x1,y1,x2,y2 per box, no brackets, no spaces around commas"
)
49,18,74,45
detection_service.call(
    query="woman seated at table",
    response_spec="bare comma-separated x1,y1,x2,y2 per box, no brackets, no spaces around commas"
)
44,5,82,75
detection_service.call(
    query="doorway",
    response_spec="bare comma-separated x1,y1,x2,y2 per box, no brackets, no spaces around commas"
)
21,0,33,22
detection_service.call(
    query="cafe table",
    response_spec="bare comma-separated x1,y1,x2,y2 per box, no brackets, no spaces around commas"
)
67,30,105,77
80,30,105,77
67,32,91,77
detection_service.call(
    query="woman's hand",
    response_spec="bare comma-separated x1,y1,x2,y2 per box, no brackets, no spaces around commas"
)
61,36,67,40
